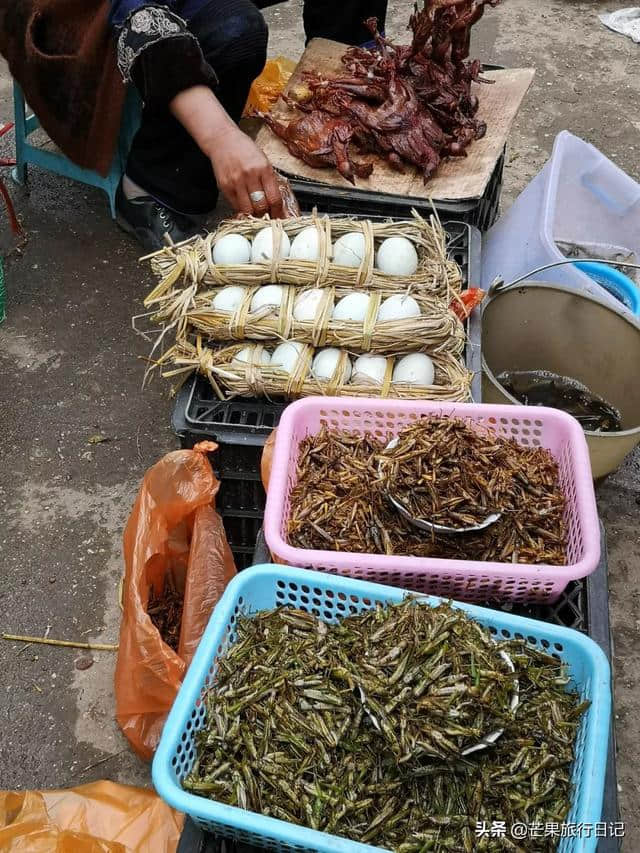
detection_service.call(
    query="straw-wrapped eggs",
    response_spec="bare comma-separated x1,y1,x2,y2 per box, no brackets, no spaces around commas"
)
251,227,291,263
212,285,246,313
311,348,352,383
392,353,435,386
293,288,328,322
377,294,421,323
332,292,371,323
212,233,251,265
333,232,365,268
250,284,284,314
232,346,271,367
290,226,328,262
352,354,387,386
376,236,419,276
271,341,305,375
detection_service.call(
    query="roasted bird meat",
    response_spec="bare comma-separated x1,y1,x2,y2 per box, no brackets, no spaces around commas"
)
336,72,448,179
260,110,373,184
261,0,501,184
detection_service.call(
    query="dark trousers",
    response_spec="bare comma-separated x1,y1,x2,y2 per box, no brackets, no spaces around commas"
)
126,0,387,215
302,0,387,47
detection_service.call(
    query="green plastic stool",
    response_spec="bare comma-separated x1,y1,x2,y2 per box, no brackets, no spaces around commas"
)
12,83,141,218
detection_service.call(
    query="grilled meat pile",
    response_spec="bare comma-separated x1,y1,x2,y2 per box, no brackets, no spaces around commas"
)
260,0,500,184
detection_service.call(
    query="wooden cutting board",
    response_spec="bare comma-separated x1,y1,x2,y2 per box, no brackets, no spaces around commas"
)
256,38,534,202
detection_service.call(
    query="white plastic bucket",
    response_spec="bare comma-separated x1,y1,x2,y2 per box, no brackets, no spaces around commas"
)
481,131,640,320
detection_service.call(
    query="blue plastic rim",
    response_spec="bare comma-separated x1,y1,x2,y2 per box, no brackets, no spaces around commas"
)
152,565,612,853
575,261,640,315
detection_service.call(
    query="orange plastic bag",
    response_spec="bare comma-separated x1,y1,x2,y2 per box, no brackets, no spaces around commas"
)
261,429,277,493
243,56,296,116
0,781,183,852
115,442,236,760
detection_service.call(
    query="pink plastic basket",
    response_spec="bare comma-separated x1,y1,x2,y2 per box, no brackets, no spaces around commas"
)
264,397,600,604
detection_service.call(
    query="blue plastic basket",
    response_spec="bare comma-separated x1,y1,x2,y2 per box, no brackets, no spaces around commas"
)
152,565,612,853
574,261,640,315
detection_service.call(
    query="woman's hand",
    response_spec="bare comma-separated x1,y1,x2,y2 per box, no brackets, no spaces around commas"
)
170,85,284,218
207,127,284,218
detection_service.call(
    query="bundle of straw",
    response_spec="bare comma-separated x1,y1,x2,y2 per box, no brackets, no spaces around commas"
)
155,338,472,403
149,284,465,357
145,211,461,301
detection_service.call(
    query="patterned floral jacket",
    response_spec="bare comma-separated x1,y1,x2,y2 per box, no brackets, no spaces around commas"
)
110,2,218,107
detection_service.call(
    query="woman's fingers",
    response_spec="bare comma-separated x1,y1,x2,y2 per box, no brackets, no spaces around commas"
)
246,163,274,217
234,183,255,216
245,167,284,219
248,185,270,216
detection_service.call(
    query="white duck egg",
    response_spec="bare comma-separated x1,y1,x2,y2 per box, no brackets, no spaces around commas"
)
290,226,328,262
376,236,419,277
250,226,291,263
377,294,421,323
212,233,251,265
212,285,246,313
271,341,305,375
311,348,352,383
352,354,387,386
332,232,366,268
293,288,328,322
332,292,371,323
250,284,284,314
392,353,435,386
232,346,271,367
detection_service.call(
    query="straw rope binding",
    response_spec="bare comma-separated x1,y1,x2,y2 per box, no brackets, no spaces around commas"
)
154,338,472,403
145,211,461,301
149,283,466,357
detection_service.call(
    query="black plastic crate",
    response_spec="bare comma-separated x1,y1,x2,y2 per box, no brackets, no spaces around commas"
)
219,512,264,570
172,221,482,568
173,222,481,447
290,148,504,234
172,380,282,570
173,222,482,444
173,383,284,445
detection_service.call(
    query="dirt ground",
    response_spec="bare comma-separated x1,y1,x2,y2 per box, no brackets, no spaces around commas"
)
0,0,638,847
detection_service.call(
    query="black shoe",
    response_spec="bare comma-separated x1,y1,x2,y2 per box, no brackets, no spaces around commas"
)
115,181,204,252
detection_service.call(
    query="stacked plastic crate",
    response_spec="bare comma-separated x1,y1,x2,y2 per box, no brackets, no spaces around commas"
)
170,222,481,571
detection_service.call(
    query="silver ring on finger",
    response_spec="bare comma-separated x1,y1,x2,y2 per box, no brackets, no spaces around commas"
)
249,190,267,205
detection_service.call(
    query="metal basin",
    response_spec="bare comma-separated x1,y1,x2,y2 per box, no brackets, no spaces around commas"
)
481,281,640,479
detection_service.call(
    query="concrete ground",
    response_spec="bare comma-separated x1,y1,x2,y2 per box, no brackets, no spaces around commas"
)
0,0,638,846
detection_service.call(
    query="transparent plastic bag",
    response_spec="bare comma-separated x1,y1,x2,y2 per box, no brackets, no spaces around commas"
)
0,781,183,852
277,175,301,218
115,442,236,760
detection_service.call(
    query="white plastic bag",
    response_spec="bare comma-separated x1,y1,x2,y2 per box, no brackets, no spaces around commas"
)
600,8,640,43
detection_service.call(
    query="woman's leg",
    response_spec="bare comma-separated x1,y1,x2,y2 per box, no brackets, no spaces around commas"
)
125,0,268,216
302,0,388,46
